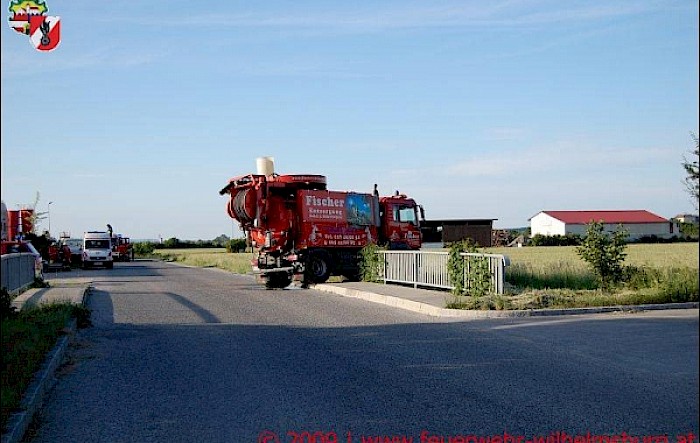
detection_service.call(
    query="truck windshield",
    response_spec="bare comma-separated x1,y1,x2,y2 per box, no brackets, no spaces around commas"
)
393,206,417,225
85,240,110,249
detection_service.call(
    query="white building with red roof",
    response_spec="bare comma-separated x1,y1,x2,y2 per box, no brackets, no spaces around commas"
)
529,210,678,240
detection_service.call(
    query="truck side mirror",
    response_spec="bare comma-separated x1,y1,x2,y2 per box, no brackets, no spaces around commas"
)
419,205,425,221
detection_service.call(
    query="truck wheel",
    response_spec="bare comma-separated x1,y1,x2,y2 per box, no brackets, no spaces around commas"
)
265,272,292,289
305,252,331,284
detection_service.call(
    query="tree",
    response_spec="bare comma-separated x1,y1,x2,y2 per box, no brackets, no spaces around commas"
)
163,237,180,248
576,221,629,289
24,191,47,234
682,132,699,209
212,234,230,247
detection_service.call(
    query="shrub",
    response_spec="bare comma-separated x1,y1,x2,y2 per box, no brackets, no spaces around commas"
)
530,233,582,246
623,265,699,302
359,243,383,282
0,288,17,320
447,240,492,297
133,241,156,256
226,238,247,253
576,221,629,289
678,222,699,238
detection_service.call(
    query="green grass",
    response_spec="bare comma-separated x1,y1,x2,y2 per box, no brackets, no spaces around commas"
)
155,249,254,274
480,243,699,308
485,243,699,269
446,285,698,311
1,303,90,429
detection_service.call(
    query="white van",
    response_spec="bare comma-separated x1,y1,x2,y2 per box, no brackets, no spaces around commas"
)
82,231,113,269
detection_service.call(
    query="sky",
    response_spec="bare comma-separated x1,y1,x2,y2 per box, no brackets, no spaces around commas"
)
1,0,698,241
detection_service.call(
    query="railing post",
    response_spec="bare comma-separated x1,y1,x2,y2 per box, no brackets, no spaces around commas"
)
413,252,418,288
496,257,502,294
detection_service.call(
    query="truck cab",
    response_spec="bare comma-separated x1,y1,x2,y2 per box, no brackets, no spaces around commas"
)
379,194,422,250
112,235,134,262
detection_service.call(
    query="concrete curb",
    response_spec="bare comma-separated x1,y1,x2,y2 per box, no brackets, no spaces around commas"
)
1,286,90,443
313,284,699,318
8,283,33,298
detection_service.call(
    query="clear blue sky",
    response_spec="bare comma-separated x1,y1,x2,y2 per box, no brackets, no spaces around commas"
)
2,0,698,240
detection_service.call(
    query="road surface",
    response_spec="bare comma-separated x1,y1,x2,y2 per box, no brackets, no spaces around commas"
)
30,261,699,442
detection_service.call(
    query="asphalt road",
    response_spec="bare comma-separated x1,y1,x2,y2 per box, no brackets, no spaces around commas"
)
30,260,699,443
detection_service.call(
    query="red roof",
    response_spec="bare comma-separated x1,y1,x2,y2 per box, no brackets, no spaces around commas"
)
539,210,669,225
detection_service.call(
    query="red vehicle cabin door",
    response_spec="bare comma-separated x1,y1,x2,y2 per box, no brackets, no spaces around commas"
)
381,198,422,250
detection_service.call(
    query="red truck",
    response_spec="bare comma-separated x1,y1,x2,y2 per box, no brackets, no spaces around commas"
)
220,159,423,288
106,225,134,262
112,235,134,262
1,205,44,277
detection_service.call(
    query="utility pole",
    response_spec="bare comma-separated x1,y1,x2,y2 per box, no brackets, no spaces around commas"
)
48,201,53,236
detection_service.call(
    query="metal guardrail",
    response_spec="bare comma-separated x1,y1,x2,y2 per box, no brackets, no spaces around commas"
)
1,253,37,294
379,250,510,294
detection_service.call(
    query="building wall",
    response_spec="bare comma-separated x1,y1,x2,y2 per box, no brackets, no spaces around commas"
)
567,222,678,240
675,214,700,224
530,213,567,236
531,212,678,240
442,223,493,247
421,220,494,246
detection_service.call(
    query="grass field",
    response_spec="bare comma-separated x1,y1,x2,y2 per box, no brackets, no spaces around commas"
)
1,303,90,429
485,243,699,269
155,248,253,274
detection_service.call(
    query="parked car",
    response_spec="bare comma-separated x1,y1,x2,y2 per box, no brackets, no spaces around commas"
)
59,238,83,265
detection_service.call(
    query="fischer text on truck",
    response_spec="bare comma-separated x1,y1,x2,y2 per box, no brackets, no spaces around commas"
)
219,157,423,289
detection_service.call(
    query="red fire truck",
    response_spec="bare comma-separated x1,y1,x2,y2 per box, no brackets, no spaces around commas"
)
112,235,134,262
220,158,423,288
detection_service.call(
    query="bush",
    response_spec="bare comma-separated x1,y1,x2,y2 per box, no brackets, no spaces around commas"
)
632,234,698,244
0,288,17,320
447,240,492,297
133,242,156,256
226,238,247,253
623,266,699,302
576,221,629,289
678,222,699,238
359,243,383,282
530,233,581,246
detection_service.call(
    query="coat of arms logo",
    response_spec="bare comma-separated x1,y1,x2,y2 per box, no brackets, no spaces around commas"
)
7,0,60,51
